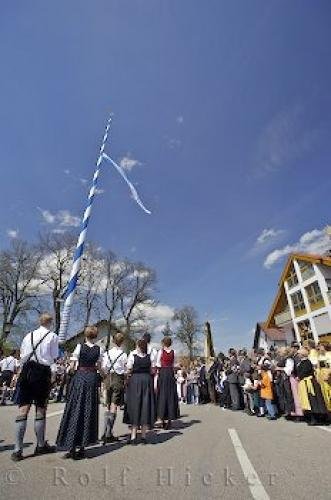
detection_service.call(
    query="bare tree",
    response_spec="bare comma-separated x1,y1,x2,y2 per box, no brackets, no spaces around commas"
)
118,262,157,343
162,321,173,337
173,306,201,360
75,243,104,328
101,253,129,348
38,232,76,334
0,239,42,342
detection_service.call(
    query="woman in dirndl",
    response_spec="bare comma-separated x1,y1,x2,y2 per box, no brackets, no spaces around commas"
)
124,338,156,445
156,336,179,429
56,326,103,459
296,348,328,426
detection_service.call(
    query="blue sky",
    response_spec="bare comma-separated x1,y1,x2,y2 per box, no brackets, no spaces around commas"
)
1,1,331,351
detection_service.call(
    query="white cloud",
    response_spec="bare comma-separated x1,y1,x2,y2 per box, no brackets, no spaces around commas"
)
57,210,80,227
7,229,19,238
119,154,141,172
256,228,285,246
168,138,181,149
38,208,80,227
264,227,331,269
94,188,105,195
64,169,70,175
176,115,184,124
38,208,56,224
80,178,88,185
255,103,323,176
137,303,175,336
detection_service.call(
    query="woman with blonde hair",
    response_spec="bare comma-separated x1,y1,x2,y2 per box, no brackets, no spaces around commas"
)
56,325,103,459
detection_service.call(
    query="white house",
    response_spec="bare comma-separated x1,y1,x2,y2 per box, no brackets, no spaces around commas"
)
265,253,331,344
253,322,289,350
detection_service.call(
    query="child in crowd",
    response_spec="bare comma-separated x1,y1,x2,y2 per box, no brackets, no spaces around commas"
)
259,362,277,420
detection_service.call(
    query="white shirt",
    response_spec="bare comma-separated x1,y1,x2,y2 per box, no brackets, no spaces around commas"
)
0,355,18,373
148,345,158,366
20,326,59,366
130,345,157,368
284,358,294,377
71,342,104,363
102,346,127,375
156,348,177,368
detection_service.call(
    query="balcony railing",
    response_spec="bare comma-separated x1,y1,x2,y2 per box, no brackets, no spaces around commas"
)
274,309,292,326
294,307,307,318
309,297,325,311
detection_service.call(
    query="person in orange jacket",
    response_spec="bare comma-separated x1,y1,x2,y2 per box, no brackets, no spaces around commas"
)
259,362,277,420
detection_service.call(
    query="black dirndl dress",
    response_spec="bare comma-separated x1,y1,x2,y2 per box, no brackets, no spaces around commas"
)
123,354,156,427
157,349,180,420
56,343,100,450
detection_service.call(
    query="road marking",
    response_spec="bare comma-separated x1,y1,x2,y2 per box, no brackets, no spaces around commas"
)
317,426,331,433
228,428,270,500
47,410,63,418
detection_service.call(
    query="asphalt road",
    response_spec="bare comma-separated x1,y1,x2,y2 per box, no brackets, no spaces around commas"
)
0,402,330,500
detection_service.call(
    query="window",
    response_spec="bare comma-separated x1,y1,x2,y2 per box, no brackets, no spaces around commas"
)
305,281,325,311
325,279,331,303
291,290,306,317
297,320,314,342
298,261,315,281
287,265,298,289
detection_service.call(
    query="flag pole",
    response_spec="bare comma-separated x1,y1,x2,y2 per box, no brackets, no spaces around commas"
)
58,114,112,343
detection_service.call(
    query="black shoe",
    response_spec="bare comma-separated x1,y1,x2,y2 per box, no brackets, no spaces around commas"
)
165,421,172,430
62,450,75,459
11,450,23,462
267,416,277,420
141,438,147,445
34,441,56,456
129,438,138,446
101,434,119,445
73,448,85,460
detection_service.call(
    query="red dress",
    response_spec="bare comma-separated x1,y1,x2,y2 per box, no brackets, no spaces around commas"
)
160,349,175,367
157,349,179,420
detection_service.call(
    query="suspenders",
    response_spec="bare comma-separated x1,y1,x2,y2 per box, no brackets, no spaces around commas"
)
28,330,51,364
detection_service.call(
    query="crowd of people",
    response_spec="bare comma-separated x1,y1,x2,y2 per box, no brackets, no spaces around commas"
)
0,313,330,463
189,342,331,425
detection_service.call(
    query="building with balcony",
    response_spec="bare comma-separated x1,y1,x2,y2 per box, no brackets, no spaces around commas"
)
265,253,331,344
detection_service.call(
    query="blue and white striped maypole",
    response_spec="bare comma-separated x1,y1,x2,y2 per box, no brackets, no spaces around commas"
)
58,115,112,343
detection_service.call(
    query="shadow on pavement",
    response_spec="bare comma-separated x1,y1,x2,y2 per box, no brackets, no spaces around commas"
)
0,442,33,453
149,430,182,445
85,440,128,459
172,419,201,430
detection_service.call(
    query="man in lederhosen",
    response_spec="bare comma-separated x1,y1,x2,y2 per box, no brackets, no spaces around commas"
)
11,313,59,461
0,350,19,405
101,331,128,444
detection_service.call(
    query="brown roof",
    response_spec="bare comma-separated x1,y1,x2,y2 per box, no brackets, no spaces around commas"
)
278,252,331,286
259,323,287,341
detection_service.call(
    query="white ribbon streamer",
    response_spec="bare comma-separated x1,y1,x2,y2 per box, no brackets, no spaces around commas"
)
102,153,151,215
